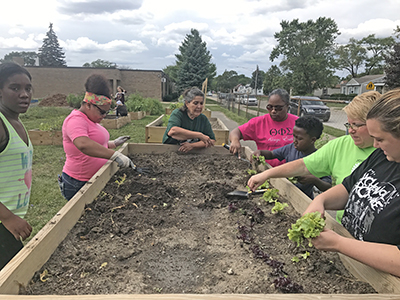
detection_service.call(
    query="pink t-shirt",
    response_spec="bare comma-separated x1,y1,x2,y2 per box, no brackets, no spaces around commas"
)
62,110,110,181
238,114,298,167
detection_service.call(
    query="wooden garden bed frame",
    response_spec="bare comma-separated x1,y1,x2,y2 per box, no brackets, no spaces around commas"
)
145,115,229,145
100,115,131,129
1,144,400,299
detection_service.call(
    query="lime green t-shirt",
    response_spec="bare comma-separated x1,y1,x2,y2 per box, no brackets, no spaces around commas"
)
162,109,215,144
303,135,376,222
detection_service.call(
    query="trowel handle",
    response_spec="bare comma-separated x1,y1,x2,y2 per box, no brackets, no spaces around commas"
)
222,143,230,150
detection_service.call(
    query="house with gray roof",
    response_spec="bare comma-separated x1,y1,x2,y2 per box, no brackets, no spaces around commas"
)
342,74,386,95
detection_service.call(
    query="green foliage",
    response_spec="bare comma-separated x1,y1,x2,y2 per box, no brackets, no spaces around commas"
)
145,97,164,115
263,65,290,95
1,51,38,66
247,169,257,175
175,29,216,91
83,59,116,68
125,93,163,115
385,43,400,89
213,70,251,93
270,17,339,94
252,155,266,166
162,92,180,102
67,93,84,109
271,201,288,214
38,23,66,67
288,212,326,248
250,67,265,90
162,114,170,126
39,116,65,131
169,102,184,110
259,181,270,189
287,177,298,184
262,188,279,203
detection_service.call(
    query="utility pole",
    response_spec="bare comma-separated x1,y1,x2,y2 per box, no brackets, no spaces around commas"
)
255,65,261,116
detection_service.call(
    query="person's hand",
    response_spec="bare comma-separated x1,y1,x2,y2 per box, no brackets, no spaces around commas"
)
247,173,267,191
251,150,261,162
2,214,32,241
297,175,317,185
113,135,131,147
311,228,341,252
110,151,133,168
229,140,241,157
179,142,195,153
199,134,215,148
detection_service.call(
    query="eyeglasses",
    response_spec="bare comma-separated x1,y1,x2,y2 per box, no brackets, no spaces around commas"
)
92,104,109,115
266,104,286,111
344,123,366,130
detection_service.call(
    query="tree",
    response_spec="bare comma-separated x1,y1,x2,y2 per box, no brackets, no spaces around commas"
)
385,27,400,89
263,65,289,94
83,59,116,68
335,38,366,78
250,66,265,92
175,29,216,91
162,64,179,84
1,51,38,66
361,34,395,74
38,23,66,67
270,17,339,95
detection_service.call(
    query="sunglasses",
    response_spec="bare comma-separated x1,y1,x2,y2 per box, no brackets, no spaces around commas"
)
92,104,109,115
266,104,286,111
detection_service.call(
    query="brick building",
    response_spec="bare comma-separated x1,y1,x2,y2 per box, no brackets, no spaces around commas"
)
24,66,171,100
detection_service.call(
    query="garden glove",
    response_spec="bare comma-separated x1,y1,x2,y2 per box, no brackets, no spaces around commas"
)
113,135,131,147
110,151,133,168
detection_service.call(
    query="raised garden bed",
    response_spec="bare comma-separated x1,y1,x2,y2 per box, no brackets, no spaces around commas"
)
145,115,228,145
100,115,131,129
128,111,145,120
28,130,63,146
1,144,400,299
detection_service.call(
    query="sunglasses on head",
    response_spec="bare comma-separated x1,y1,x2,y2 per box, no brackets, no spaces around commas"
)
266,104,286,111
92,103,109,115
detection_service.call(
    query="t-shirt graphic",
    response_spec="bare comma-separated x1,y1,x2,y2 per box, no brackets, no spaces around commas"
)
342,169,399,241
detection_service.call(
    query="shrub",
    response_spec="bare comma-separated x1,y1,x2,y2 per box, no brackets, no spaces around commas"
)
145,97,164,115
169,102,184,110
125,92,147,112
162,92,179,102
67,93,84,109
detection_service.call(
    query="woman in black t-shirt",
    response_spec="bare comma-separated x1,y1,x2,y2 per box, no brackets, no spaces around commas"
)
303,88,400,277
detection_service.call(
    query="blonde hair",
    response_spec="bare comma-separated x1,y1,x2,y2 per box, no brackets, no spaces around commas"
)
343,91,381,123
367,88,400,138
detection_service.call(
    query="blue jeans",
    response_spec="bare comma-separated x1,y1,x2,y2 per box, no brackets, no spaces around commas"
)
58,172,87,201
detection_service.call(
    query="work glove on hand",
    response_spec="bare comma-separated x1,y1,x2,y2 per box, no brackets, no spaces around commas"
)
113,135,131,147
110,151,133,168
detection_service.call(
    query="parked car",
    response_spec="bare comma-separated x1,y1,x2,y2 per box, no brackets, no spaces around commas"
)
289,96,330,122
240,95,258,106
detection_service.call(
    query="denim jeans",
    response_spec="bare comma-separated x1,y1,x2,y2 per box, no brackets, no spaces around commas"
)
58,172,87,201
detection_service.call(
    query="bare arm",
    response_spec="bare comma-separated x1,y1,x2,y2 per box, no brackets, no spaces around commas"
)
248,158,311,191
297,175,332,192
0,202,32,241
73,136,115,159
167,126,213,146
229,127,243,156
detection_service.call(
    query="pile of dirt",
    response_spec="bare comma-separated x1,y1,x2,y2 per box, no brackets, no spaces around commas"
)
38,93,69,107
21,152,376,295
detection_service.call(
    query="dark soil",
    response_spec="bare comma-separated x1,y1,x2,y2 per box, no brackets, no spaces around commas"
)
38,93,68,107
21,152,376,295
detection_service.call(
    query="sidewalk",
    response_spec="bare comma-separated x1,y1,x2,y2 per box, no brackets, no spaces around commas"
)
211,110,257,151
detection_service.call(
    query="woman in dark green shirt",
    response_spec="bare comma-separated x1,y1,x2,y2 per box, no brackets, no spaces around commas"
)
162,87,215,152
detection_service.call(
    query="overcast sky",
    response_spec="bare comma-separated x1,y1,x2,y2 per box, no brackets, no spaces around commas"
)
1,0,399,78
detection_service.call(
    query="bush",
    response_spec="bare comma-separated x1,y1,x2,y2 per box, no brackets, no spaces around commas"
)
67,93,84,109
169,102,184,110
125,92,146,112
145,97,164,115
162,92,179,102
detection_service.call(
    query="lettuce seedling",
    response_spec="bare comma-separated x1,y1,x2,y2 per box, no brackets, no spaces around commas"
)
247,169,257,175
262,188,279,203
271,201,288,214
287,212,325,248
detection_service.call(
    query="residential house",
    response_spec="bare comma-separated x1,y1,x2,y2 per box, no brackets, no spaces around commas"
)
342,74,386,95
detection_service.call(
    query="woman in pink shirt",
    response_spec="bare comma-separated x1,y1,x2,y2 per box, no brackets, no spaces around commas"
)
60,74,132,200
229,88,298,167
